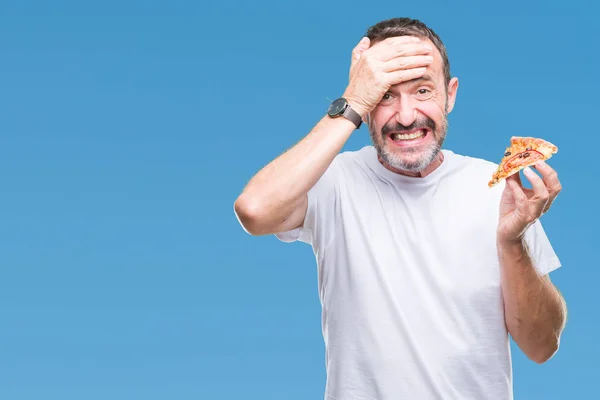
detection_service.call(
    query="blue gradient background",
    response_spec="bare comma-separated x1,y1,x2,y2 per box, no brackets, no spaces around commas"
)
0,1,597,399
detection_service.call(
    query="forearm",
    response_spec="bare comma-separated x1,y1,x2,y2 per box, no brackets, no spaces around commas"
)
497,239,567,363
234,114,356,231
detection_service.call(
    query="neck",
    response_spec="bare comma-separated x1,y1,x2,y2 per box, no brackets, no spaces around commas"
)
378,151,444,178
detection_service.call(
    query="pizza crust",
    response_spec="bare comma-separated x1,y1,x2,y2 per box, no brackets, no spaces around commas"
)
488,136,558,187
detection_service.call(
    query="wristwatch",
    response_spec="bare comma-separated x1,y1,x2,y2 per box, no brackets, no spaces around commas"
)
327,97,362,129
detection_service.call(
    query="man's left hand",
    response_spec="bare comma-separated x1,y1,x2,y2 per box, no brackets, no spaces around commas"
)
497,161,562,245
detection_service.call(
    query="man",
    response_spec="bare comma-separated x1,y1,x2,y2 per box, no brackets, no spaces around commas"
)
234,17,567,400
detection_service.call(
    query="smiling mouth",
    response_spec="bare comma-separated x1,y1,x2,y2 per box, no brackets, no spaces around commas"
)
389,129,428,141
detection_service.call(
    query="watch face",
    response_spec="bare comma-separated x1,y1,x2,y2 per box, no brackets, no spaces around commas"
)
328,98,347,116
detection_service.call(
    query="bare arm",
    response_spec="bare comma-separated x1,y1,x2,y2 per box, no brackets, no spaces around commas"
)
496,161,566,363
234,116,357,235
498,239,567,363
234,36,434,235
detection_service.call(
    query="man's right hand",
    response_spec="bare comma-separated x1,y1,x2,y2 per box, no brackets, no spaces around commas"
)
343,36,434,117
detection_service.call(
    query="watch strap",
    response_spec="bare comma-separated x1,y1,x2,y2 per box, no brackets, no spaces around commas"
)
342,103,362,129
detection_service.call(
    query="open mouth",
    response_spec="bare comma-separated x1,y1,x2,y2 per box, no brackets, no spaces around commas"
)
388,129,429,145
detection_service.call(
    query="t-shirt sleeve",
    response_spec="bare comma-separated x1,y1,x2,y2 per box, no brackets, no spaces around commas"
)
523,219,562,275
274,155,344,247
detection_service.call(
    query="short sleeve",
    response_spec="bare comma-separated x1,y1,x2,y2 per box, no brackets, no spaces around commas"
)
523,219,562,275
274,154,344,247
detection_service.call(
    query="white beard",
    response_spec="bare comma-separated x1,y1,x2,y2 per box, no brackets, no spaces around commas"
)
369,116,448,173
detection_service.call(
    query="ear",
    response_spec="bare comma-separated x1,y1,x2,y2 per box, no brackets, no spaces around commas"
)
445,77,459,114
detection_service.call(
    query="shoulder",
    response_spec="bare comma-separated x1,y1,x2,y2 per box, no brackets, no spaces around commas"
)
329,145,377,173
444,149,497,172
317,146,385,195
336,145,376,162
442,149,506,195
444,150,498,178
310,146,376,194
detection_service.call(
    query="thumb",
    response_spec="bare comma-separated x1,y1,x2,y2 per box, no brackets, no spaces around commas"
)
349,37,370,81
351,36,370,63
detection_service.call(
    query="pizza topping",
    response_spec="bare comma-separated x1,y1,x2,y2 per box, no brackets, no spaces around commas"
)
503,150,544,172
488,137,558,187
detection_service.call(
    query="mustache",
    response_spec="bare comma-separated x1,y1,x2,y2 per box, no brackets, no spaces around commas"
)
381,117,436,137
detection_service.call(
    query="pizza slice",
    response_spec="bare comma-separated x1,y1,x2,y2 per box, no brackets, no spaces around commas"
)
488,136,558,187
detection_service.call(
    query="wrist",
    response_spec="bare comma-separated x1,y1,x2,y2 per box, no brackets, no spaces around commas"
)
497,237,529,259
347,101,369,119
341,91,370,118
497,230,527,248
327,96,364,129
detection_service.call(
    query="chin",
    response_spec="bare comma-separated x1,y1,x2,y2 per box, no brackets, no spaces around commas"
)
386,156,430,173
380,146,440,173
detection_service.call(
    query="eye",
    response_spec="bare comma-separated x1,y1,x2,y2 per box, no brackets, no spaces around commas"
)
415,88,433,100
378,92,394,105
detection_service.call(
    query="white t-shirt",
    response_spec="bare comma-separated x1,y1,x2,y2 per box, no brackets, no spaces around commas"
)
275,145,561,400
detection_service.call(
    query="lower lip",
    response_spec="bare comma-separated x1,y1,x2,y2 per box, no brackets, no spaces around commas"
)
387,131,429,148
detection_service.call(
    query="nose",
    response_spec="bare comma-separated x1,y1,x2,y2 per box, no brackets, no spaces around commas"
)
394,95,418,127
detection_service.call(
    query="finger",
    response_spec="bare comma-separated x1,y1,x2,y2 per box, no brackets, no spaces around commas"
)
523,167,549,216
382,55,433,72
510,169,523,187
386,67,427,86
510,169,539,198
366,36,430,61
351,37,371,67
380,42,433,62
506,175,528,209
534,160,562,196
379,35,422,47
349,37,371,81
534,160,561,213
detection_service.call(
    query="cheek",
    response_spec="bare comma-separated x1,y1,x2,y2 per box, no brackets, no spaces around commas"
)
416,101,446,121
369,108,395,132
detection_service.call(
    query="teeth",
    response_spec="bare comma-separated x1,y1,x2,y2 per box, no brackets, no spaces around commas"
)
391,130,425,140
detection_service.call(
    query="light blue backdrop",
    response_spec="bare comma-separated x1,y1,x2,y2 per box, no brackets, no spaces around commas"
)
0,0,597,398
